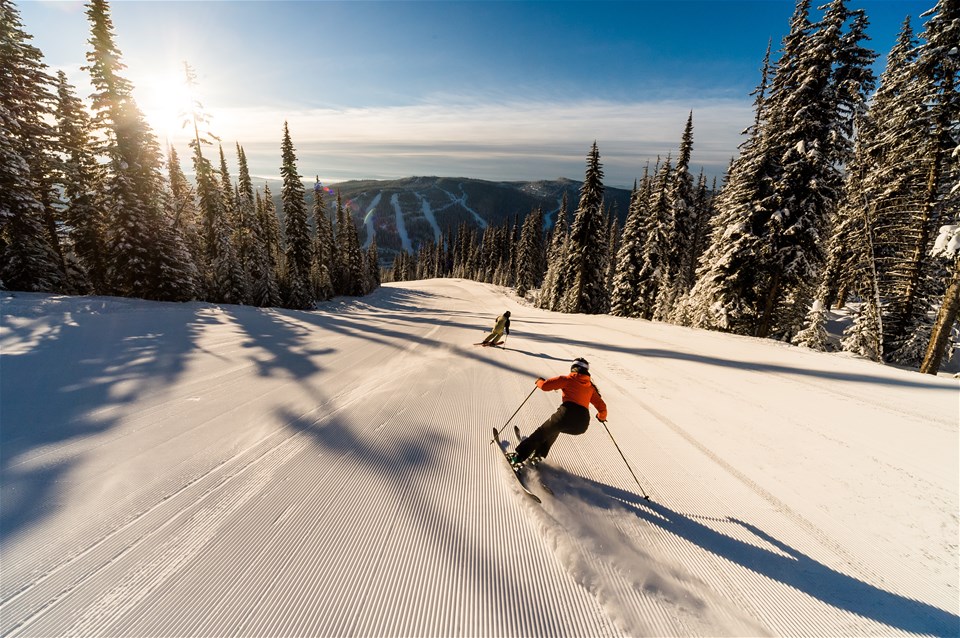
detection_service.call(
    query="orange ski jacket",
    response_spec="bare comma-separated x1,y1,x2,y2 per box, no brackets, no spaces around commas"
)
537,372,608,421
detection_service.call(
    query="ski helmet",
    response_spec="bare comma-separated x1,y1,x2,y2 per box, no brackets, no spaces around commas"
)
571,357,590,373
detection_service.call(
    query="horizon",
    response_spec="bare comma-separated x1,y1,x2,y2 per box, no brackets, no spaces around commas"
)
19,0,930,189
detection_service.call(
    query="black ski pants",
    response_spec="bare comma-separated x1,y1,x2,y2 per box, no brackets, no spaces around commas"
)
514,402,590,463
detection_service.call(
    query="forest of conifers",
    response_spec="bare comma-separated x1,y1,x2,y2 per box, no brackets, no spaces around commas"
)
1,0,957,373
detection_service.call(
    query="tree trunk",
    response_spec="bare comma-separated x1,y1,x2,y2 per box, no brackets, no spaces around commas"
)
920,256,960,375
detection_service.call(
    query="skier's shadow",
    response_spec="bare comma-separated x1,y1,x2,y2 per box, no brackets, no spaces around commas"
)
497,347,568,364
542,467,959,636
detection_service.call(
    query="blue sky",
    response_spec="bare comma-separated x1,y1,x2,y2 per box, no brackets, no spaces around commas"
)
20,0,929,188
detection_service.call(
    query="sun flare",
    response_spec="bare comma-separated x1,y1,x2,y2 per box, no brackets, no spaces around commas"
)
136,69,196,146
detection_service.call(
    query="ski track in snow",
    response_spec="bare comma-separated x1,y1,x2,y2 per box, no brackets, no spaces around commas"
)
413,192,442,243
440,186,487,228
1,281,957,637
361,192,382,250
389,193,413,253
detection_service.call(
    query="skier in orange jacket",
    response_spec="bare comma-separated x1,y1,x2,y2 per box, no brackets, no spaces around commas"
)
509,357,607,467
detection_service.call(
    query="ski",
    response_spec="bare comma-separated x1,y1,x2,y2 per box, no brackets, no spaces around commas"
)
492,427,541,503
511,426,554,496
474,341,504,347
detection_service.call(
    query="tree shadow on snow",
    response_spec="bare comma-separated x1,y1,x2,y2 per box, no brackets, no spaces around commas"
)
523,332,955,392
0,297,207,547
544,467,959,636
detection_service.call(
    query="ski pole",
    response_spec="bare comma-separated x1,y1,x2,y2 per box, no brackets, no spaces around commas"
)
490,384,537,444
600,419,650,500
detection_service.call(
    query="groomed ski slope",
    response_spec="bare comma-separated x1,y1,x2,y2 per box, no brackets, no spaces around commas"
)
1,279,957,637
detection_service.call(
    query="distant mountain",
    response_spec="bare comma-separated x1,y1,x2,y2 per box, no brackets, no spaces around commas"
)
289,176,632,265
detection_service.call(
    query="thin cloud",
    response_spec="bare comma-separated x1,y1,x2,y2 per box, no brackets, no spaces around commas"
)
164,98,753,188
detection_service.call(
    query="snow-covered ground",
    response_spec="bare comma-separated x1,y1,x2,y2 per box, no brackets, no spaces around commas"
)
1,279,957,637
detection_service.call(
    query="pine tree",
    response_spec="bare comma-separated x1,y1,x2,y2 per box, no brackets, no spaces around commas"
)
279,122,313,309
818,18,918,361
921,219,960,374
663,112,699,308
365,235,381,293
539,192,570,310
211,144,246,304
166,145,204,294
793,299,832,351
753,0,847,337
0,0,65,292
611,180,646,317
560,142,608,314
689,0,874,339
686,171,715,287
515,206,544,298
250,186,282,308
153,176,198,303
310,178,334,300
638,158,674,320
235,144,258,286
917,0,960,373
341,204,365,296
53,70,106,293
605,211,618,294
685,43,776,332
258,183,282,278
85,0,173,299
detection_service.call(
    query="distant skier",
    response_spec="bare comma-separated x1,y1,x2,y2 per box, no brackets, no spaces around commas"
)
508,357,607,467
480,310,510,346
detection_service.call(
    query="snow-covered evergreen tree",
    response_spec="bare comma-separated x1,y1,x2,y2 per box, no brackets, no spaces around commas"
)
250,186,282,308
53,70,107,293
0,0,65,292
921,215,960,374
84,0,173,299
166,145,203,284
364,235,381,294
559,142,608,314
214,145,246,304
611,179,646,317
841,299,884,360
640,158,674,320
752,0,863,338
793,299,831,351
341,204,366,296
662,112,698,308
235,144,258,290
515,207,544,298
538,192,570,310
309,178,334,301
605,214,618,295
685,42,776,333
280,121,313,309
914,0,960,372
689,0,873,339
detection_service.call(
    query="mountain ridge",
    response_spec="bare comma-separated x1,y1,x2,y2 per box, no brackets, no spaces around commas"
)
268,176,633,264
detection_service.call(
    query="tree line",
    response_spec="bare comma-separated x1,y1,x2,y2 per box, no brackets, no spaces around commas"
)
388,0,959,375
1,0,956,373
1,0,378,312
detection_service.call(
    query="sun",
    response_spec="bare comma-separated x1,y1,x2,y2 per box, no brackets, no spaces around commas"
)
136,68,196,147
